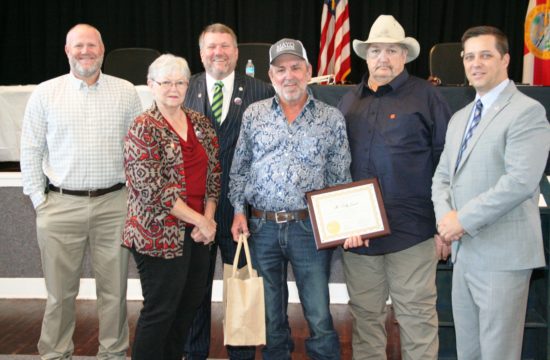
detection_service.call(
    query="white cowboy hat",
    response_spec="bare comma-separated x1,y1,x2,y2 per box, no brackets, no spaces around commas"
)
353,15,420,63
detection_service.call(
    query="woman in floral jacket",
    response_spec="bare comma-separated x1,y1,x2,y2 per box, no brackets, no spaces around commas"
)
123,54,221,360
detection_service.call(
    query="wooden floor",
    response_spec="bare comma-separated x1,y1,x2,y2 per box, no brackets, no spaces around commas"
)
0,299,402,359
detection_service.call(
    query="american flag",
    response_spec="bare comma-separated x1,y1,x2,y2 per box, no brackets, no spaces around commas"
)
317,0,351,83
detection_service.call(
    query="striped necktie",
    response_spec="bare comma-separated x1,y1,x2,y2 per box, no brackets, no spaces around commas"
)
455,99,483,173
212,81,224,124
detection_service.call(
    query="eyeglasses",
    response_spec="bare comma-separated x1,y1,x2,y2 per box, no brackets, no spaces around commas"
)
366,46,404,59
152,80,189,89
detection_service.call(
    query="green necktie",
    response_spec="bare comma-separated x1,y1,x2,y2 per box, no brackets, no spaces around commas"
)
212,81,224,124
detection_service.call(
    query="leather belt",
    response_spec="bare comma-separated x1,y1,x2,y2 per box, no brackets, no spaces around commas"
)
48,183,125,197
251,208,309,224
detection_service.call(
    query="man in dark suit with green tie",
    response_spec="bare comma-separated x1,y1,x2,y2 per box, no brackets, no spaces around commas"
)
183,23,274,360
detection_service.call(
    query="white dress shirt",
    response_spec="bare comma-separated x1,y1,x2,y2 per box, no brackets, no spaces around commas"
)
461,78,510,142
20,72,143,207
205,72,235,124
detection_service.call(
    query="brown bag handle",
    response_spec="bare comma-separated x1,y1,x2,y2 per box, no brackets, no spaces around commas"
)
232,233,255,278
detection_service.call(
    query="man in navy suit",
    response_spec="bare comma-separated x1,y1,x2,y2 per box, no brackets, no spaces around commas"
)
183,23,274,360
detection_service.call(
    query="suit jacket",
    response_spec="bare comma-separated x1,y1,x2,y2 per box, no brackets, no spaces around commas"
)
184,72,274,238
432,81,550,270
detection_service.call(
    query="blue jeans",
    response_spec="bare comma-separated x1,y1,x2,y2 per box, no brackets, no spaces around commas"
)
248,217,341,360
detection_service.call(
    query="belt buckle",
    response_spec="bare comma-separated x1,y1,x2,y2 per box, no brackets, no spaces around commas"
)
275,211,287,224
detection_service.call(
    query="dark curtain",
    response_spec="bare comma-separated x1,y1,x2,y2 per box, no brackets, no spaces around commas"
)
0,0,529,85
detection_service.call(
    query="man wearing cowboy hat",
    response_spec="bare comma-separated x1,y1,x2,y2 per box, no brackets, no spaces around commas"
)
338,15,451,359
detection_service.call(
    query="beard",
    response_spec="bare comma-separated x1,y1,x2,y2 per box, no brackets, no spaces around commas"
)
273,81,307,104
204,55,236,79
69,55,104,78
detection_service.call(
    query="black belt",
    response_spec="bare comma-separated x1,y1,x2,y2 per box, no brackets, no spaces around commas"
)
251,208,309,224
48,183,125,197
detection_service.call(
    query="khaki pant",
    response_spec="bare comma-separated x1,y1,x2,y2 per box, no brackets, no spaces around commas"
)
36,189,129,360
342,239,439,360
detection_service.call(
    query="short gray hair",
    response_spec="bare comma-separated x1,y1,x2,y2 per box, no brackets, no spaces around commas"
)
147,54,191,82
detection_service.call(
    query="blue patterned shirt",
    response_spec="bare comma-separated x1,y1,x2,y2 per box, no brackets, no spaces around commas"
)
229,94,352,214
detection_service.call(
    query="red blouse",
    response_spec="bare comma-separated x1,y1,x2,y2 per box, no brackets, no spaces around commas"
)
173,117,208,219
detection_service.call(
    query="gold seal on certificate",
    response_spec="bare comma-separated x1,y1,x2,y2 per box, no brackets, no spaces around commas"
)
306,178,390,249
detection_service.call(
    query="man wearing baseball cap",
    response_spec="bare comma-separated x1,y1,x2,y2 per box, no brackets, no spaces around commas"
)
230,38,351,359
338,15,451,359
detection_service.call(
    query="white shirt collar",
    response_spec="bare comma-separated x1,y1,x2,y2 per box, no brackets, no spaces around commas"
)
205,71,235,95
68,71,102,90
205,71,235,124
476,78,510,110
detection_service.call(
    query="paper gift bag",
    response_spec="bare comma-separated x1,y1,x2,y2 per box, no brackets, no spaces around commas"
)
223,234,266,346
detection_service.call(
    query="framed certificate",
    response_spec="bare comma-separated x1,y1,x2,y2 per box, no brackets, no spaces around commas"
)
306,178,390,249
